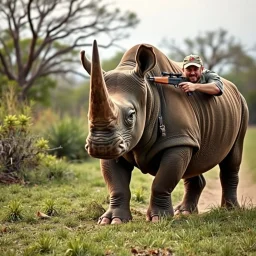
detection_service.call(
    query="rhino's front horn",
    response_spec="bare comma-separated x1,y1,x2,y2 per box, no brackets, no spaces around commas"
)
89,40,117,122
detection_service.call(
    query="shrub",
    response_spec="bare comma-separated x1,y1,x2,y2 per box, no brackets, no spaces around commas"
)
0,114,72,184
0,84,73,184
45,117,88,160
0,114,49,183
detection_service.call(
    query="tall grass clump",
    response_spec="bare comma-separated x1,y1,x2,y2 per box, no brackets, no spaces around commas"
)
5,200,23,222
45,116,88,161
34,234,56,254
65,238,101,256
0,82,32,119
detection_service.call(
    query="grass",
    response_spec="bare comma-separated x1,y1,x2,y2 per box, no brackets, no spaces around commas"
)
243,126,256,180
0,127,255,255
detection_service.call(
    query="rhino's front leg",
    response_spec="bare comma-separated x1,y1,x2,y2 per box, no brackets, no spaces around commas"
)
147,146,193,222
98,157,134,225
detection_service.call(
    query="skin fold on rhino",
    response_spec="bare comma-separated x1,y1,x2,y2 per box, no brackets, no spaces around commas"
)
80,40,249,224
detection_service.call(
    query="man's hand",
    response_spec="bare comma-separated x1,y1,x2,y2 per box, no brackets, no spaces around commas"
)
179,82,221,95
179,82,197,93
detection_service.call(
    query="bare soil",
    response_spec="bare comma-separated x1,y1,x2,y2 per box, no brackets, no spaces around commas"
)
198,165,256,212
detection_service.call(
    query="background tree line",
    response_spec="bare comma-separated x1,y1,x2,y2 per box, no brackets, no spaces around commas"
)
0,1,255,124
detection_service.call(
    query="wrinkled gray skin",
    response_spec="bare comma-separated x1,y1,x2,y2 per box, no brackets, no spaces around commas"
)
80,40,249,224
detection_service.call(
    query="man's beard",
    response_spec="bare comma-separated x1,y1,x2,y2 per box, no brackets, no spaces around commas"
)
188,76,198,83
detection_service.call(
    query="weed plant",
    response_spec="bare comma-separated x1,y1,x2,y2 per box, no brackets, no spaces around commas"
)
35,234,56,254
4,200,23,222
132,187,145,203
42,198,59,216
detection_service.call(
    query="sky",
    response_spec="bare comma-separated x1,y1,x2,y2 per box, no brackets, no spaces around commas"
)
97,0,256,60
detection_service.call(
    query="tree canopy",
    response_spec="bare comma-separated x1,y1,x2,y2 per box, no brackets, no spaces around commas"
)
0,0,139,99
162,28,254,74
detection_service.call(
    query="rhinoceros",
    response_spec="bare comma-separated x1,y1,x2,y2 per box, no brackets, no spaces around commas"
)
80,40,249,224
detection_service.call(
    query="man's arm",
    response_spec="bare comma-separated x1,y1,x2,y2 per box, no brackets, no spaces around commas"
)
179,82,221,95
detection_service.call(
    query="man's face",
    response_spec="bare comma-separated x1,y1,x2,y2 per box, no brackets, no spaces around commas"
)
183,65,204,83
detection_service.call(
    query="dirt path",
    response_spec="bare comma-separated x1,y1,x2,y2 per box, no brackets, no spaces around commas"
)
198,165,256,212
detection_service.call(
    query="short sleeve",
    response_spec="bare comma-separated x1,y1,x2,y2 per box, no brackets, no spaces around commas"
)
202,70,224,96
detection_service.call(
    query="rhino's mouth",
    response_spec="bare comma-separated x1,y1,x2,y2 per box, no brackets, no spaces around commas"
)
85,135,127,159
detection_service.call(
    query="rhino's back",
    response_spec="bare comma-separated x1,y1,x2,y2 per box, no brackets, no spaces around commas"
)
185,78,246,174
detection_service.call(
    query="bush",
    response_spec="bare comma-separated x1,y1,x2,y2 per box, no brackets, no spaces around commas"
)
45,117,89,161
0,114,48,183
0,84,74,184
0,114,74,184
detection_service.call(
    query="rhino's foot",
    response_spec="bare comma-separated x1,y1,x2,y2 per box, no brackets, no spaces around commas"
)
146,215,166,223
97,209,132,225
98,217,123,225
221,198,240,209
174,204,198,216
146,207,174,223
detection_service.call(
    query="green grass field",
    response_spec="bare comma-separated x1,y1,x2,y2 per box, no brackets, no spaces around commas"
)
243,127,256,180
0,128,256,256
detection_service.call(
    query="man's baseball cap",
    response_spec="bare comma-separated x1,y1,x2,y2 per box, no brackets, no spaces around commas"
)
183,54,203,69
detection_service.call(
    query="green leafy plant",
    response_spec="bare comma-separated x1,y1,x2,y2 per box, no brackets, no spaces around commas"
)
39,154,69,181
5,200,23,222
34,234,56,254
45,117,88,160
132,187,145,203
23,246,40,256
42,199,58,216
65,238,88,256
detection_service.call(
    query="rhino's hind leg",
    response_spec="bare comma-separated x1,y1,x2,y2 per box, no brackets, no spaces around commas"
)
219,97,248,209
219,153,241,208
174,174,206,215
219,147,242,209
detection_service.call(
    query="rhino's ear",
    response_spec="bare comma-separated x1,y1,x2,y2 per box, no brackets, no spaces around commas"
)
135,45,156,77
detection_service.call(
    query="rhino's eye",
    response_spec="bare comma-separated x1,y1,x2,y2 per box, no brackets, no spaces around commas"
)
127,109,136,122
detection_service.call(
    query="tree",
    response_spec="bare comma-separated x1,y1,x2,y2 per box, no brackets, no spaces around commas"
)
162,28,253,74
0,0,139,100
224,59,256,124
102,51,124,71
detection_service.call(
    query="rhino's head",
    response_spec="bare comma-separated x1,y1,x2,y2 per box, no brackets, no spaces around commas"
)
81,40,156,159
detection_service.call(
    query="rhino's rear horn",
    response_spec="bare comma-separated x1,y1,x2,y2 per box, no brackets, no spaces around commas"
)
80,49,106,75
80,50,91,75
